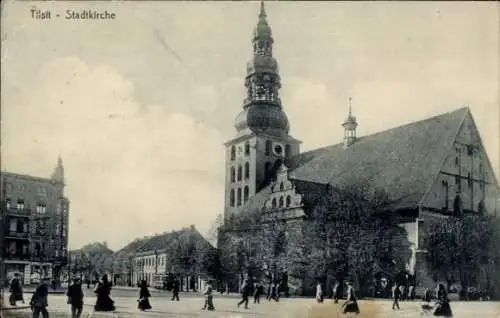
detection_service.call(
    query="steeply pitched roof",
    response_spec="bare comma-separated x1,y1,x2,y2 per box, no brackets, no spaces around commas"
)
115,237,151,258
134,226,214,254
289,107,470,210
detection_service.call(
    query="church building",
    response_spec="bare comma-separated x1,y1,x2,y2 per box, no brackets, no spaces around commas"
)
219,3,499,296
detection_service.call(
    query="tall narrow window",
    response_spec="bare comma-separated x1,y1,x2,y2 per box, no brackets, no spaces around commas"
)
17,200,24,211
285,145,291,158
237,188,242,207
272,198,277,209
265,141,272,156
230,189,235,207
279,196,284,208
455,176,461,193
237,166,242,181
467,172,472,188
286,196,291,207
245,142,250,156
231,167,236,183
6,199,11,209
442,180,449,209
244,186,249,203
244,162,250,179
279,182,284,191
230,146,236,161
455,157,459,167
265,162,271,179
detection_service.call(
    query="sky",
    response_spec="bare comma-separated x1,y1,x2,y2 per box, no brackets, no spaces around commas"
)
1,1,498,250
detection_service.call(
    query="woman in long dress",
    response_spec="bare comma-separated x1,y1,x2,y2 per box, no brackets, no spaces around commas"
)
94,275,115,312
342,282,360,316
316,282,324,303
202,280,215,311
433,284,453,317
137,280,152,311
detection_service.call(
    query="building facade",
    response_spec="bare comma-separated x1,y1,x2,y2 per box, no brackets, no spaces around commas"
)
1,158,69,284
130,225,215,292
219,3,499,296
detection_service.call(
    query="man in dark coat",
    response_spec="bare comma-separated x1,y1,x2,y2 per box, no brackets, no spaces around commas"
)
9,273,24,306
237,279,250,309
67,277,84,318
30,277,50,318
392,284,401,310
171,279,180,301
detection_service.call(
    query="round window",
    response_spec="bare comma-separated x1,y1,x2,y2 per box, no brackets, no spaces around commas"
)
274,145,283,155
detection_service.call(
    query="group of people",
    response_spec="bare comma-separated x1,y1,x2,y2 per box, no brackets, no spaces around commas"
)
392,282,453,316
236,279,282,310
316,281,360,316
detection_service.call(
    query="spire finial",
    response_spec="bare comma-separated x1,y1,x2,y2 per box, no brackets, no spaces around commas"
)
348,97,352,117
259,1,267,19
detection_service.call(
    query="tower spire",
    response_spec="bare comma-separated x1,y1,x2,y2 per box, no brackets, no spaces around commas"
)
342,97,358,148
259,1,266,19
51,155,65,184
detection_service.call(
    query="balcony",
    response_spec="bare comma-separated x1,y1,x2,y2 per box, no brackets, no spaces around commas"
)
4,252,31,261
4,231,29,239
5,208,31,217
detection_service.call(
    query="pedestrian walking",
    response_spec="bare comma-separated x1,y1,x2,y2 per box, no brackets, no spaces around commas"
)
333,281,340,304
202,280,215,311
392,283,401,310
9,273,24,306
171,279,180,301
67,277,84,318
30,277,50,318
409,285,415,301
253,281,263,304
433,284,453,317
237,279,250,309
341,282,360,317
137,280,152,311
316,282,324,303
94,274,115,312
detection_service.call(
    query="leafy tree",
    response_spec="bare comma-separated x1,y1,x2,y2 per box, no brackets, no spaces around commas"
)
424,213,500,299
303,183,412,296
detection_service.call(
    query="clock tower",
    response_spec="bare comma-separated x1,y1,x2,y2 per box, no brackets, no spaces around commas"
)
224,2,301,218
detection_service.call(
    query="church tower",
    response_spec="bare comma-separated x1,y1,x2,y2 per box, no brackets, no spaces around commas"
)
51,156,65,185
342,97,358,148
224,2,301,218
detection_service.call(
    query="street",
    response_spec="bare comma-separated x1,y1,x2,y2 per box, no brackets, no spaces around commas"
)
3,291,500,318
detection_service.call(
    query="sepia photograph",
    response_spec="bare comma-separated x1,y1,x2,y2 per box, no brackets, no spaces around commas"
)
0,1,499,317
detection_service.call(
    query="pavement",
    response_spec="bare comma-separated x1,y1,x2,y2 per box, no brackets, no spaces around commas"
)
2,292,500,318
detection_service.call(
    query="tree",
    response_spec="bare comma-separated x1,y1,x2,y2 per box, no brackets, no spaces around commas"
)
424,213,500,299
303,183,412,297
207,213,224,247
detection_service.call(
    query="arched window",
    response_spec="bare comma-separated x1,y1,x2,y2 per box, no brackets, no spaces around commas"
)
279,182,284,191
272,198,277,209
286,196,291,207
244,186,249,203
237,188,242,206
230,167,235,183
230,146,236,161
279,196,284,208
230,189,235,207
455,157,459,167
244,162,250,179
285,144,291,158
245,142,250,156
237,166,242,181
265,140,272,156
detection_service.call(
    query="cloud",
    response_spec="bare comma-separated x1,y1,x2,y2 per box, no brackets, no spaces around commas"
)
2,57,225,250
